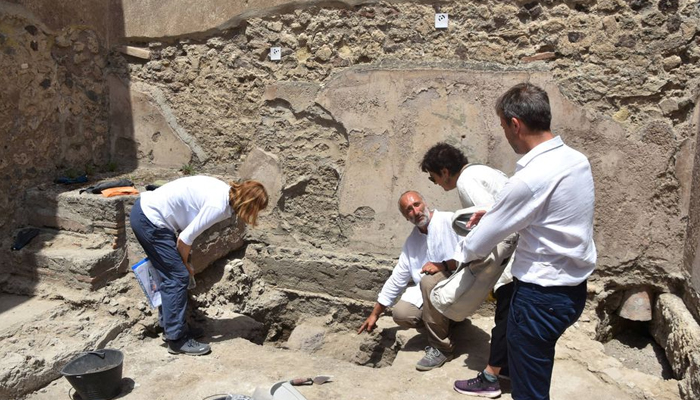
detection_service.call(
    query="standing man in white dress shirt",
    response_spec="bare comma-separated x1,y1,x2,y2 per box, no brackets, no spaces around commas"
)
450,83,596,399
357,191,461,371
420,143,513,398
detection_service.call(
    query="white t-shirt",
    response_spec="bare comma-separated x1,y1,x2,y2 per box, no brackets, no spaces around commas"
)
457,164,513,291
377,210,460,308
457,164,509,209
140,176,233,245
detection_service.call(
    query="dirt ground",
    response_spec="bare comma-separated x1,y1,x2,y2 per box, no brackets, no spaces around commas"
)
603,329,675,380
0,251,682,400
9,285,681,400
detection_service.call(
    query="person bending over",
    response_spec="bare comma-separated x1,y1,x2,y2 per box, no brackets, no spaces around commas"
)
130,175,268,355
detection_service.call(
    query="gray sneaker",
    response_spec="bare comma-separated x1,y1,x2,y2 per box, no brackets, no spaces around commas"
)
167,336,211,356
416,346,452,371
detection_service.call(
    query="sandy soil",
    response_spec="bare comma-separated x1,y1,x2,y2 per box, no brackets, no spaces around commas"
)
19,308,680,400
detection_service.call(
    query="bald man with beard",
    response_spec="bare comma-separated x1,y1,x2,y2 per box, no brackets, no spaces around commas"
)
358,191,461,371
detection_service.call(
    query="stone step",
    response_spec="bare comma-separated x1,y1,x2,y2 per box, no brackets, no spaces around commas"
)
25,185,130,239
0,294,61,335
250,245,498,322
280,287,375,311
17,175,246,292
26,178,246,272
8,229,127,292
248,244,397,303
276,287,375,333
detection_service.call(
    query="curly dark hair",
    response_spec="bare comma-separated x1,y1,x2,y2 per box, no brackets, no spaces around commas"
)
419,143,469,176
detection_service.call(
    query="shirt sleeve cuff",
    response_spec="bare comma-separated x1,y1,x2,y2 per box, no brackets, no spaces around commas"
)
178,232,195,246
452,246,468,265
377,294,393,307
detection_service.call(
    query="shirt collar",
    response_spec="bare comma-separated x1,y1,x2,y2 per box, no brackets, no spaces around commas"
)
516,136,564,171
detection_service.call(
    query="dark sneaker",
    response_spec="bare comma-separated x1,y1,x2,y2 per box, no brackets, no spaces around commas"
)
454,372,501,398
416,346,452,371
167,336,211,356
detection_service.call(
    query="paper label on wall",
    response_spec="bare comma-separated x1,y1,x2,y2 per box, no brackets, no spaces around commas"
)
435,13,449,29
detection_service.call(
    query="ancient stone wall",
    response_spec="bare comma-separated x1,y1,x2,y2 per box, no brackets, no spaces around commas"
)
683,102,700,321
3,0,700,352
0,2,113,259
1,0,700,396
110,0,700,386
113,0,700,298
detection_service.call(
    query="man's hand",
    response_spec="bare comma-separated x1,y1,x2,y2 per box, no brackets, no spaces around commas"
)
358,314,379,334
358,303,386,334
421,261,445,275
467,210,487,229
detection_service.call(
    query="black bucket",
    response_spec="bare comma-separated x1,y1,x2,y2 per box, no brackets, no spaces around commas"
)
60,349,124,400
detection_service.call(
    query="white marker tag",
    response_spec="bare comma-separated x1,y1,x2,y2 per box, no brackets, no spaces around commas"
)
435,13,449,29
270,47,281,61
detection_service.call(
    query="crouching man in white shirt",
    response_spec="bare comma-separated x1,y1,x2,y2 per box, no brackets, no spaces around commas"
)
357,190,461,371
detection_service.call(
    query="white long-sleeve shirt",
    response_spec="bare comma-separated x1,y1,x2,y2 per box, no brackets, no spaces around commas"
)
140,176,233,245
453,136,597,287
377,210,460,308
456,164,513,291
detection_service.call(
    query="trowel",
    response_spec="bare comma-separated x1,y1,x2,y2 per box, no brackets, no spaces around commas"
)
289,375,333,386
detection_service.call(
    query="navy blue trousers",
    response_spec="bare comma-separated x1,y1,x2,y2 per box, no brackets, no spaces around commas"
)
130,198,190,341
488,281,514,370
507,279,587,400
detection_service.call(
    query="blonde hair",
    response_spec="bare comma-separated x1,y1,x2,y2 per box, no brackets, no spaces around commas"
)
229,180,269,226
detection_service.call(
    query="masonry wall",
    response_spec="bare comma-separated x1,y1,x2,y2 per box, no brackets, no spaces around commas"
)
106,0,700,306
0,2,114,262
3,0,700,318
683,102,700,320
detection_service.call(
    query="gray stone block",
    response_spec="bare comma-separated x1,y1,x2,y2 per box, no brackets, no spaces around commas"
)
25,187,128,235
190,217,247,274
651,293,700,394
286,323,326,352
248,244,395,302
9,230,126,290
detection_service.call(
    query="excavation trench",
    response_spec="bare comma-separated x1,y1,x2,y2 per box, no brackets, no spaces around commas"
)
188,252,403,369
594,286,675,380
189,258,680,382
184,255,664,380
1,254,683,400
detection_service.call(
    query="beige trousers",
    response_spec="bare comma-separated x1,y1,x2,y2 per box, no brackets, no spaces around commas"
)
391,270,453,354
